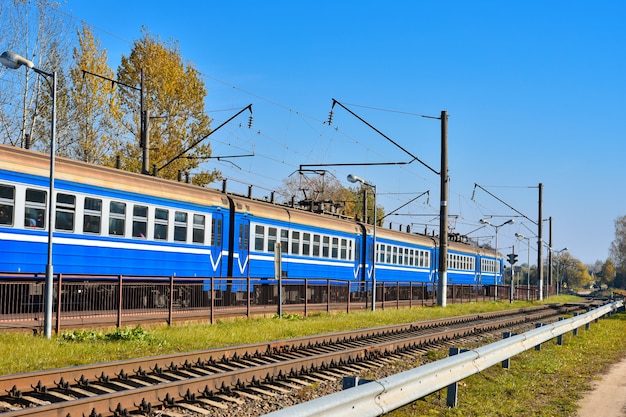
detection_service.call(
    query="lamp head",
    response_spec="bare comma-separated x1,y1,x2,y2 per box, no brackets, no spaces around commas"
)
0,51,34,70
515,233,525,238
479,219,490,225
347,174,362,184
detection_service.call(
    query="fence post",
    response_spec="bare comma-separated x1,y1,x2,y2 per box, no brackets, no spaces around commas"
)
117,275,123,328
246,276,251,318
557,317,564,345
304,279,308,317
347,281,351,314
210,277,214,324
535,323,544,350
447,347,468,407
327,279,331,313
396,281,400,310
168,276,174,325
55,273,62,334
502,331,512,368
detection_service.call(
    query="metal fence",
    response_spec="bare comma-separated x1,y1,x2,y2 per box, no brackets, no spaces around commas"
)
0,273,539,332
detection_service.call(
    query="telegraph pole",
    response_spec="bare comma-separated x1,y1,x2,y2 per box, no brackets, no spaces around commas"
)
437,111,449,307
538,183,543,299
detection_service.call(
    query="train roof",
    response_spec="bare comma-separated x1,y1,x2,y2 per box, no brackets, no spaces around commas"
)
0,144,229,210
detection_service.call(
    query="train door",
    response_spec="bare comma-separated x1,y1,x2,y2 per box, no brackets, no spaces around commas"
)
210,212,225,276
234,218,250,277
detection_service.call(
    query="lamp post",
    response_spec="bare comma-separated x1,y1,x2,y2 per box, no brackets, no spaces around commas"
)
1,51,56,339
479,219,514,299
348,174,377,311
554,247,568,295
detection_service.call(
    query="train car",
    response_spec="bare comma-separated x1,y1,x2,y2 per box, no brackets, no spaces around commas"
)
229,194,362,281
0,144,504,290
372,226,437,284
0,144,231,277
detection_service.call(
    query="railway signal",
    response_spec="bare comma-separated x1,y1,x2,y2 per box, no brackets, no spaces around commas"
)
507,253,518,265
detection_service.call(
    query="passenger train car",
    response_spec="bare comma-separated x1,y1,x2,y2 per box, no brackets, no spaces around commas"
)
0,144,504,289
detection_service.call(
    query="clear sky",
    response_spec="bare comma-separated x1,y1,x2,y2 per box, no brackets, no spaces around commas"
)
54,0,625,265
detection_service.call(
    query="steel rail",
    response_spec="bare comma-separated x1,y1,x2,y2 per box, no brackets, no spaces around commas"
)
0,305,555,395
262,300,624,417
0,305,584,417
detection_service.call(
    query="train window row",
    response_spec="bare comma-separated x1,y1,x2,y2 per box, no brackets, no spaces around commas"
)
377,244,431,268
0,183,211,245
448,253,476,271
253,223,354,261
481,258,499,273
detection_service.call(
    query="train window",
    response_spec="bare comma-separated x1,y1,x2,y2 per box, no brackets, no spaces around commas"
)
132,205,148,238
0,185,15,226
83,197,102,234
254,225,265,251
24,188,46,228
312,234,320,257
322,236,330,258
280,229,288,254
348,240,353,261
109,201,126,236
340,239,347,260
355,241,361,263
174,211,187,242
238,223,249,250
211,217,222,246
154,208,168,240
267,227,277,253
386,246,392,263
291,231,300,255
302,232,311,256
55,193,75,232
331,237,339,259
192,214,205,244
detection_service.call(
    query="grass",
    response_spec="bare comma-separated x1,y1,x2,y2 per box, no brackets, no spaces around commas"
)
0,298,551,375
388,306,626,416
1,295,624,417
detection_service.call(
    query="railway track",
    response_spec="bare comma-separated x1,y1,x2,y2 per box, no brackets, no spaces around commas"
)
0,303,589,417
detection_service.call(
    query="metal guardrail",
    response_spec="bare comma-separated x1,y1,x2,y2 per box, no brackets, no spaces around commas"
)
262,300,624,417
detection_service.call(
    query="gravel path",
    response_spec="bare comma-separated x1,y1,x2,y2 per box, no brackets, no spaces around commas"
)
576,356,626,417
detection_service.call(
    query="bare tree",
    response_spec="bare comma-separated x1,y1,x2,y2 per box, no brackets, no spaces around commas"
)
0,0,72,151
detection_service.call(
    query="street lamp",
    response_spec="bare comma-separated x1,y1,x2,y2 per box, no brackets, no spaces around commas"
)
554,247,568,295
348,174,377,311
480,218,514,299
1,51,56,339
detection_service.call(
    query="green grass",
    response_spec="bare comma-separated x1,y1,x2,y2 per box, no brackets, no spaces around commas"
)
388,307,626,416
1,294,623,417
0,298,549,375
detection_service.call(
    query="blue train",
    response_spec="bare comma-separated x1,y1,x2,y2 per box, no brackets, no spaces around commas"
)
0,144,503,289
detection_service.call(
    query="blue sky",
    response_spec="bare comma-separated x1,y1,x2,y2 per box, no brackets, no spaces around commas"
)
57,0,625,265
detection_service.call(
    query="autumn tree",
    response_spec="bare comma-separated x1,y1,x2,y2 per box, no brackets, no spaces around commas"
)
113,29,217,184
555,252,592,291
599,258,616,289
66,23,122,163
